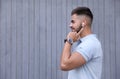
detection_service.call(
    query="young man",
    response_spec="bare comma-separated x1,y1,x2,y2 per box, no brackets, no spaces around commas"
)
60,7,103,79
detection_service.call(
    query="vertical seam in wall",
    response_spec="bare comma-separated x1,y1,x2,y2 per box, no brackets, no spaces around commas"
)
10,0,12,79
102,0,105,78
28,0,30,79
15,2,18,79
51,0,52,78
21,0,23,78
38,0,40,78
98,0,100,38
60,0,62,77
66,0,67,34
45,0,47,78
56,0,58,78
55,0,57,78
4,2,7,79
103,0,105,78
113,0,116,79
0,0,1,78
109,1,111,79
39,0,41,78
114,0,117,79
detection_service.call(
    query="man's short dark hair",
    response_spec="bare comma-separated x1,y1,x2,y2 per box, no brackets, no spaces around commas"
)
71,7,93,22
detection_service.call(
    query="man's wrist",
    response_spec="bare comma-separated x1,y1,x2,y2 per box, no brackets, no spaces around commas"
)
64,37,73,45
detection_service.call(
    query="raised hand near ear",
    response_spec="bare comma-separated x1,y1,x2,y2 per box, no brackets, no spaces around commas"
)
67,25,84,43
76,27,84,40
76,22,85,39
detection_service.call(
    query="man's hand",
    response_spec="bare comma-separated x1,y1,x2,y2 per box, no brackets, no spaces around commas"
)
67,28,83,42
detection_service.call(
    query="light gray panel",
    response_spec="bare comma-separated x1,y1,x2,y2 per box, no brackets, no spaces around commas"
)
61,0,67,39
61,0,68,79
56,0,62,78
5,1,12,79
92,0,99,35
0,0,7,79
108,0,116,79
0,0,1,77
39,0,46,79
72,0,78,8
46,0,52,79
11,0,17,79
16,1,23,79
97,0,105,79
51,0,57,78
104,0,112,79
77,0,83,6
115,0,120,79
34,0,40,79
66,0,72,33
82,0,88,6
22,0,29,79
0,0,1,78
28,0,35,78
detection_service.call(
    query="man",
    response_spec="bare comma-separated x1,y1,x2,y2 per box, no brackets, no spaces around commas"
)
60,7,103,79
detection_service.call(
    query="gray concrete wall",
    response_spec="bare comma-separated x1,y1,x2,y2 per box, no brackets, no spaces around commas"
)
0,0,120,79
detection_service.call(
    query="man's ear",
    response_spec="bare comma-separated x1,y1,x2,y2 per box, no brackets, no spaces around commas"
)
82,20,87,27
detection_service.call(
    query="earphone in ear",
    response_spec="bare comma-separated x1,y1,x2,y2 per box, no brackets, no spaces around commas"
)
82,22,85,26
81,22,85,28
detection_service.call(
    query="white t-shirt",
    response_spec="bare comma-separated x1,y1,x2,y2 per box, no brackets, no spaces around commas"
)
68,34,103,79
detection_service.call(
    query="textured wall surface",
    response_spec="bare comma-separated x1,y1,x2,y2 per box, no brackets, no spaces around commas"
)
0,0,120,79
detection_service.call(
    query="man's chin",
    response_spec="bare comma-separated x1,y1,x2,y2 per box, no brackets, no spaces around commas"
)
71,29,74,31
71,30,76,32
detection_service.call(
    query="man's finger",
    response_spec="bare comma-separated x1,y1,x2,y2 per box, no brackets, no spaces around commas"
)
77,28,84,36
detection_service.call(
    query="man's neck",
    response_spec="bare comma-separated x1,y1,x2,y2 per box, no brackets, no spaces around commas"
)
80,28,92,38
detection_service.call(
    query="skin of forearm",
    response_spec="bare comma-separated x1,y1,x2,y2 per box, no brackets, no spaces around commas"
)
61,42,72,67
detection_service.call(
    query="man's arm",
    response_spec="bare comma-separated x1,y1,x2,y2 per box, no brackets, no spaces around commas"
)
60,41,86,71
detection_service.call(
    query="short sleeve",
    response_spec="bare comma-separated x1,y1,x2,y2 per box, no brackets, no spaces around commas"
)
75,40,94,62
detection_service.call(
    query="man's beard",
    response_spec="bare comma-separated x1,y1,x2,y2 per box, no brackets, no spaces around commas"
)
76,25,82,33
70,25,82,32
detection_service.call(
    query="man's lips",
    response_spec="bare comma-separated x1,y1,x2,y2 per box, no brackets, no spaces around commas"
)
70,27,77,32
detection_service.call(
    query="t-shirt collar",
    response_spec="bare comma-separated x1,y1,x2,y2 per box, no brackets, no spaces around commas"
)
80,34,96,42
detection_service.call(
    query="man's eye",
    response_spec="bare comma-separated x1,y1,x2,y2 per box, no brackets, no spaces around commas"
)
71,20,75,23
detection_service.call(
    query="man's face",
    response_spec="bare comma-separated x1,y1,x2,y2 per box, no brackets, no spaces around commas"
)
70,14,82,32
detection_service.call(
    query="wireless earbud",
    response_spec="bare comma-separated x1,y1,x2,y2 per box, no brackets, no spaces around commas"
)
82,22,85,26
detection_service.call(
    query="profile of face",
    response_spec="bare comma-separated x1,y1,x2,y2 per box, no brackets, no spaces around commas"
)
70,14,83,32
